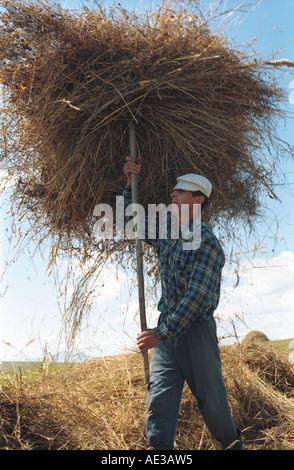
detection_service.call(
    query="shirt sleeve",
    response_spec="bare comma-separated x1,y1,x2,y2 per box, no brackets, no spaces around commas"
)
154,240,225,341
121,185,132,203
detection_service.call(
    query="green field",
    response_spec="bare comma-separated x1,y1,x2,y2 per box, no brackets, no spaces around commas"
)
0,361,65,373
254,337,294,355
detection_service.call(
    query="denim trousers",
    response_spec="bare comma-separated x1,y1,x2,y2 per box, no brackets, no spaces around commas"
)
146,316,241,450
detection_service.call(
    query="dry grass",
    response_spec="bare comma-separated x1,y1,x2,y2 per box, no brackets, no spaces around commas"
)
1,0,292,250
1,339,294,450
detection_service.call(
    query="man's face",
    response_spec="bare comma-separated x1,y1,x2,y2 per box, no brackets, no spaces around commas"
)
170,189,204,224
171,189,195,208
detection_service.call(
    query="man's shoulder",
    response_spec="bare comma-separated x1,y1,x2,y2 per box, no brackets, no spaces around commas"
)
201,221,218,240
201,222,225,256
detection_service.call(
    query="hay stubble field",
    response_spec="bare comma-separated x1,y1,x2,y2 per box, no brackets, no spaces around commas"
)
1,332,294,451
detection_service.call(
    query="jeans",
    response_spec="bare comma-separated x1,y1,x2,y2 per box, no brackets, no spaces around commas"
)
146,316,242,450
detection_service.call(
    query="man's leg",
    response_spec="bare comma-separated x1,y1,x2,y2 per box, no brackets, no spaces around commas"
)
146,339,185,450
175,317,242,450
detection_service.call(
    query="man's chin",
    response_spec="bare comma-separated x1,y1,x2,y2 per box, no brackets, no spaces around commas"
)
170,203,179,217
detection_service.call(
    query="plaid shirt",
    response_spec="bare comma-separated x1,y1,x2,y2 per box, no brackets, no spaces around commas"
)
122,185,225,341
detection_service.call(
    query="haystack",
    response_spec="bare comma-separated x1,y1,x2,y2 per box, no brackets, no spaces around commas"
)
0,1,293,337
1,343,294,449
241,330,269,346
221,342,294,445
1,1,291,241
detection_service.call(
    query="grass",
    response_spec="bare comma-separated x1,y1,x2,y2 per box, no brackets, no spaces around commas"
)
0,361,68,373
260,338,294,354
1,333,294,450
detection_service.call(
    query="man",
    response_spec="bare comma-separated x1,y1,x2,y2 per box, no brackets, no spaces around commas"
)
123,156,242,450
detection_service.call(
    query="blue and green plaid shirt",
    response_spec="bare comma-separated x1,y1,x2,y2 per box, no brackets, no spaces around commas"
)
122,185,225,341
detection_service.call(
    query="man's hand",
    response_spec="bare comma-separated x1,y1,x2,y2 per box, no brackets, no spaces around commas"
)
123,156,142,186
137,329,161,353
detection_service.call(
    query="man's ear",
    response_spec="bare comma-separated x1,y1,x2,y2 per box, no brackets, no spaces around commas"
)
194,195,205,205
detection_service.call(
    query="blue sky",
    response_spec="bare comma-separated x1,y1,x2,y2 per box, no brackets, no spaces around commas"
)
1,0,294,361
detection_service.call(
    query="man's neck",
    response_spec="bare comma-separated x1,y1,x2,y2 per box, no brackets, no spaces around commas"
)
179,205,201,228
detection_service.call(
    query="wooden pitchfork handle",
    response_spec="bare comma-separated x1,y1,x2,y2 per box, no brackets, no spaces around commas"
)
129,123,150,385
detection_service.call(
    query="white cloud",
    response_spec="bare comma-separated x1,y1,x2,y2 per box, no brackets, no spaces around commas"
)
217,251,294,342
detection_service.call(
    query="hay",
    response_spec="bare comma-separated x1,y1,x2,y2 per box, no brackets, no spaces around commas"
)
1,0,293,340
220,342,294,448
241,330,269,345
1,343,294,450
0,0,291,247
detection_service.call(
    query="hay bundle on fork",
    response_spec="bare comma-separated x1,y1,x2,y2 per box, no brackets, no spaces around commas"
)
0,1,293,345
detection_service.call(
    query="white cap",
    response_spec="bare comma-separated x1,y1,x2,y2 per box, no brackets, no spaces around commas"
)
173,174,212,198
